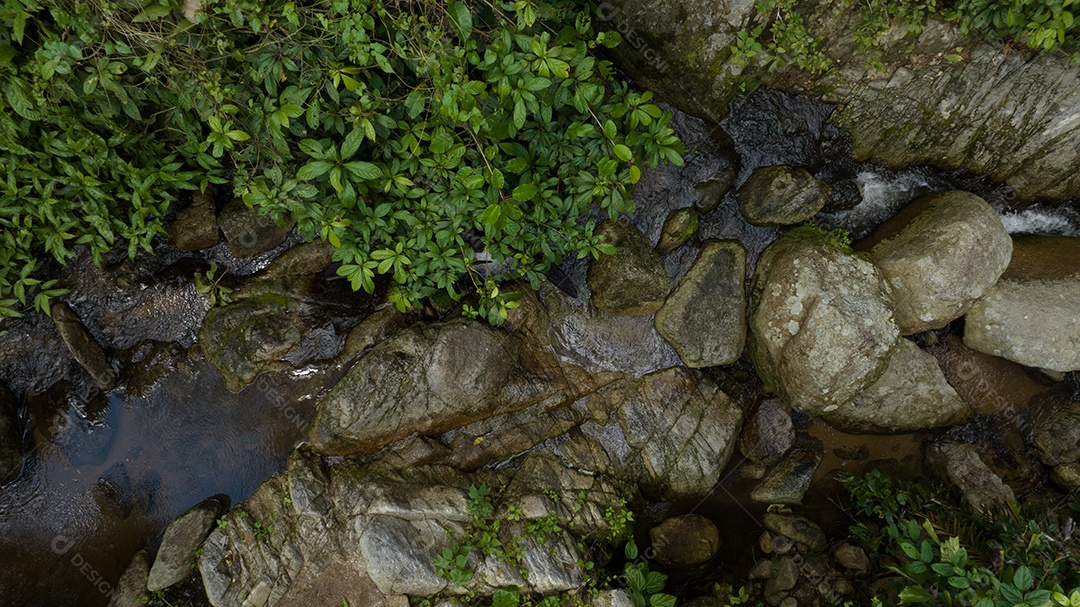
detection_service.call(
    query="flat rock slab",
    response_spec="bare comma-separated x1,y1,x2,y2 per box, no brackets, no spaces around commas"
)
965,236,1080,372
655,240,746,368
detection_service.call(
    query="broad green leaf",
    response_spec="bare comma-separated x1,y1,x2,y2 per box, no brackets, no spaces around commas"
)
449,2,473,40
344,161,381,180
512,183,538,201
613,144,632,162
297,161,332,180
480,204,502,226
899,586,933,604
341,128,365,159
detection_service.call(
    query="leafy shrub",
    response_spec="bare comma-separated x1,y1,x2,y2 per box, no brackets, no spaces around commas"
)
843,470,1080,606
0,0,683,322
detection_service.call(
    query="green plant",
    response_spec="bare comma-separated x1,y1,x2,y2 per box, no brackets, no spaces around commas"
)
194,262,233,307
843,470,1080,606
621,540,676,607
0,0,683,323
604,498,634,543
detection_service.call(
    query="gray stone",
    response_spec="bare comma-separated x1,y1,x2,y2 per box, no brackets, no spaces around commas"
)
738,398,795,467
614,366,743,500
218,197,295,258
1050,463,1080,494
594,590,636,607
751,446,822,504
148,497,221,591
764,556,800,603
925,440,1016,515
833,542,869,573
737,166,831,226
599,0,1080,202
199,294,303,392
655,240,746,368
763,513,827,553
0,383,21,483
865,191,1012,334
172,191,220,251
823,339,974,433
262,239,335,278
107,550,150,607
749,559,774,579
587,220,670,315
1032,400,1080,466
749,236,899,415
52,302,116,391
965,236,1080,372
649,514,721,567
312,318,563,456
656,207,699,254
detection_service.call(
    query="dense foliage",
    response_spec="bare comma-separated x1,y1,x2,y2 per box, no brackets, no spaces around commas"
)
0,0,682,322
844,470,1080,607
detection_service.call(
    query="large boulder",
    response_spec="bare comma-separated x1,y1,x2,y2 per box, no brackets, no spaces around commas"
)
965,236,1080,372
654,240,747,368
862,191,1011,334
649,514,721,567
822,339,973,433
108,550,150,607
587,220,670,315
736,166,831,226
599,0,1080,201
148,498,222,591
749,235,899,415
311,318,565,455
612,366,743,499
198,452,620,607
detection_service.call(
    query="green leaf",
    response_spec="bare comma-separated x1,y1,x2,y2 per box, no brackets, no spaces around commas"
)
341,128,365,160
449,2,473,40
480,204,502,226
13,12,29,45
613,144,633,162
512,183,538,201
297,161,332,180
344,161,381,180
650,595,676,607
4,78,39,120
132,4,172,22
899,586,934,604
513,98,526,130
1014,566,1033,592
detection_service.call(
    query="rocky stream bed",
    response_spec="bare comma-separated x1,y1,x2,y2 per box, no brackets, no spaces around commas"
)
4,15,1080,606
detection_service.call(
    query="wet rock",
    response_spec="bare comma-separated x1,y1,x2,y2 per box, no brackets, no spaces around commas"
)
764,556,800,604
737,166,831,227
587,220,670,315
107,550,150,607
749,236,899,416
862,191,1011,334
595,590,636,607
200,455,598,607
965,236,1080,372
739,398,795,467
926,440,1016,515
147,497,221,591
261,239,335,278
613,366,743,499
217,197,295,258
763,513,826,553
171,191,220,251
339,306,409,363
749,559,774,579
312,318,565,456
649,514,721,567
833,542,869,573
1050,463,1080,493
823,339,973,433
0,383,21,483
654,240,746,368
52,302,116,391
1032,400,1080,466
656,207,699,254
751,445,822,504
199,295,304,392
693,141,739,215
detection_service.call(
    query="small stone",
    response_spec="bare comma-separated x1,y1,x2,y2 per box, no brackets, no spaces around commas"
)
833,578,855,596
649,514,721,567
759,530,774,553
749,559,774,579
594,590,635,607
765,556,799,595
587,220,670,316
737,165,831,226
1051,462,1080,493
779,598,798,607
52,302,116,391
771,535,796,555
925,440,1016,515
751,446,822,505
656,208,699,254
218,197,295,258
739,398,795,467
741,461,768,480
764,513,826,553
171,191,220,251
262,240,335,278
833,542,869,573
